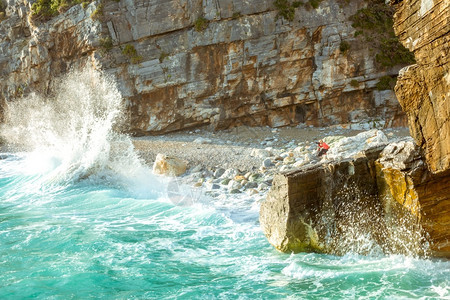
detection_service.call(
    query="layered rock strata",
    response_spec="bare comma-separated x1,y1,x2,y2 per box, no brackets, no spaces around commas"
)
1,0,408,134
392,0,450,174
260,141,449,257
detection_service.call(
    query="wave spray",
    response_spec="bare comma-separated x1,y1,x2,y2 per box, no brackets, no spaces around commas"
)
1,68,155,193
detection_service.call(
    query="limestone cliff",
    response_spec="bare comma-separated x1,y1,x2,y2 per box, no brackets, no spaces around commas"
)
392,0,449,174
0,0,410,134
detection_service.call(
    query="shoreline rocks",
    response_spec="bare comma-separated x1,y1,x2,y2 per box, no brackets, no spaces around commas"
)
260,139,450,258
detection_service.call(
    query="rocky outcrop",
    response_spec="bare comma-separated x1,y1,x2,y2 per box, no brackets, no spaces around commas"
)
0,0,409,134
392,0,449,174
377,141,450,257
260,140,449,257
260,147,388,255
260,0,450,258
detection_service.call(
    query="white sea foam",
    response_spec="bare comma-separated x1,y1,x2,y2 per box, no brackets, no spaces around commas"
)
1,68,161,196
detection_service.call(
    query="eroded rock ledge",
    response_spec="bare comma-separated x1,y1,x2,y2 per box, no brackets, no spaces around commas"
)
260,141,450,257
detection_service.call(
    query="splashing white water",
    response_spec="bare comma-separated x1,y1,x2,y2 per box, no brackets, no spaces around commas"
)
1,69,157,193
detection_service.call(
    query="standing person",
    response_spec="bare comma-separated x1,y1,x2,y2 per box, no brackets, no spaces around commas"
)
317,140,330,157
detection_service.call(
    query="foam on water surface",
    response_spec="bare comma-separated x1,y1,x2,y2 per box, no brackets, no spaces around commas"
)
0,69,448,299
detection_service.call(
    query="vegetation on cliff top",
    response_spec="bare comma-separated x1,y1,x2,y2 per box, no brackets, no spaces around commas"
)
31,0,90,20
194,16,209,32
31,0,118,21
0,0,6,21
350,0,415,69
376,75,397,91
273,0,323,22
122,44,143,64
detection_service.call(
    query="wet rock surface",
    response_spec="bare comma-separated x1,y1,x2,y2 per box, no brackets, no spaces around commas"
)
260,137,450,257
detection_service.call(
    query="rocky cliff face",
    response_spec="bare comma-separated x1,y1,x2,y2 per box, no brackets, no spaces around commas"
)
260,140,449,257
0,0,409,134
392,0,449,174
259,0,450,258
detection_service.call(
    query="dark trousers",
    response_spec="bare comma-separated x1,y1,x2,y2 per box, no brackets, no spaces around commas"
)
318,148,328,157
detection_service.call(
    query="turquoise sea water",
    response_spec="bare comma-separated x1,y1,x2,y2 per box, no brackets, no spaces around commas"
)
1,153,449,299
1,69,448,299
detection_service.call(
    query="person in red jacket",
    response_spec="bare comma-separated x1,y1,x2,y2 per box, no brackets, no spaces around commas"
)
317,140,330,157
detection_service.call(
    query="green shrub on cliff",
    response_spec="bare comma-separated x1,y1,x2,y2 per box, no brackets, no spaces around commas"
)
308,0,323,9
273,0,311,22
350,0,415,69
350,79,359,87
0,1,6,21
273,0,295,21
376,75,397,90
99,36,113,53
194,16,208,32
31,0,93,20
90,3,103,20
339,41,351,54
122,44,143,64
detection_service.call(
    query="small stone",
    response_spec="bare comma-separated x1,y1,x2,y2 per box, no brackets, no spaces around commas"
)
193,137,211,144
230,189,241,194
214,168,225,178
191,165,203,173
262,158,273,168
257,182,269,191
280,152,290,158
293,159,306,168
193,182,203,187
248,173,260,182
206,182,220,190
283,156,295,164
250,149,271,158
227,180,241,190
263,175,273,182
244,172,252,179
221,178,231,185
246,181,258,189
280,165,291,172
222,168,238,178
294,146,304,155
234,175,246,181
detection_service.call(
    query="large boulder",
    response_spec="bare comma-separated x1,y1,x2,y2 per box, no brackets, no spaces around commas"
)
260,146,387,255
260,141,450,257
152,154,188,177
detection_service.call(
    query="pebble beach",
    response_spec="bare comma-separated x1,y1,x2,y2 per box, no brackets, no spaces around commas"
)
132,125,412,202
